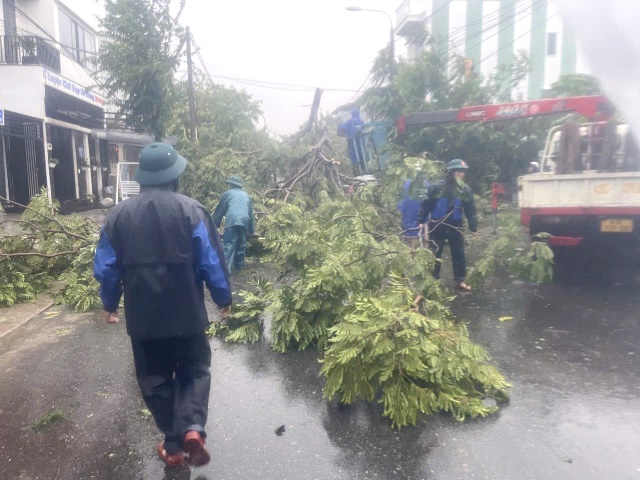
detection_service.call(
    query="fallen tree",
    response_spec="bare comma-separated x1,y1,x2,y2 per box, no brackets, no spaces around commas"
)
209,152,553,428
0,192,101,311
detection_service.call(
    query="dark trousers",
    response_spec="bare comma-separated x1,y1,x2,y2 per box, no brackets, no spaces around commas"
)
131,333,211,454
222,225,247,274
348,138,366,175
429,222,467,282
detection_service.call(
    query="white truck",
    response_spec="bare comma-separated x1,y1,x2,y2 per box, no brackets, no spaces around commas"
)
396,95,640,257
518,121,640,254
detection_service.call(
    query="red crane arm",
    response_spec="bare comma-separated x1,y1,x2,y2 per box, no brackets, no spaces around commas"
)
396,95,614,135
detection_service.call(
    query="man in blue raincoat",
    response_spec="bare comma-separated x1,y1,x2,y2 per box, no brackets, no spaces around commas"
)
418,159,477,292
213,176,255,273
398,178,429,245
94,143,232,467
339,108,366,175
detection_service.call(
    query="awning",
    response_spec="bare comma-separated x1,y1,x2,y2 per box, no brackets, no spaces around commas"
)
91,129,155,145
45,86,104,129
90,130,176,146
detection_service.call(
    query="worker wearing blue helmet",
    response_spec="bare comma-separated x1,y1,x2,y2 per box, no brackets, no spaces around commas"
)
418,159,478,291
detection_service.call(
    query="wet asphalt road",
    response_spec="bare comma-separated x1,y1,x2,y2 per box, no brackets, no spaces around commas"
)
1,263,639,480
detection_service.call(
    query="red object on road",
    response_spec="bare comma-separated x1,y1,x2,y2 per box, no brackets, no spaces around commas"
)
491,182,507,210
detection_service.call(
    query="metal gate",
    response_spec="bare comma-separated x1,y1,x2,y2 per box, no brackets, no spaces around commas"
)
1,112,45,206
24,123,41,198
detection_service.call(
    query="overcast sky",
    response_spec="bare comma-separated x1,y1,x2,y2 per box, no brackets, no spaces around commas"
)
180,0,401,134
180,0,640,137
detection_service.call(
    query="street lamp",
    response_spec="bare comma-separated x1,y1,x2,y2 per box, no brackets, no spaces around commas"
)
346,6,395,59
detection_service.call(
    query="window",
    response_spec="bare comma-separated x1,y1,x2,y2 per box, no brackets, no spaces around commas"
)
546,32,557,56
58,8,96,68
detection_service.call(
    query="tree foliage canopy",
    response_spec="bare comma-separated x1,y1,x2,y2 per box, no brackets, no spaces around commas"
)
359,45,557,192
550,73,602,97
97,0,186,138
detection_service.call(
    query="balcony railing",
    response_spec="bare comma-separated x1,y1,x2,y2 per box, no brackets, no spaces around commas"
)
396,0,429,37
0,35,61,73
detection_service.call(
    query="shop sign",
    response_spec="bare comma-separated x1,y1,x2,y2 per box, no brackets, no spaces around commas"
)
43,69,107,108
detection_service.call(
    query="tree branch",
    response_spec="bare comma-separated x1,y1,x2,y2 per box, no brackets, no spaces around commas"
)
291,88,324,144
344,251,399,267
1,249,82,259
0,195,90,242
0,219,90,242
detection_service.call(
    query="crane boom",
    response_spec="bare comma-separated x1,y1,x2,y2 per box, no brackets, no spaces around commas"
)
396,95,614,135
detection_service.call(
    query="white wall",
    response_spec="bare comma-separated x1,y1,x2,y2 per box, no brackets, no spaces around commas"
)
0,65,46,118
14,0,56,37
58,51,97,88
57,0,104,31
5,1,105,89
543,1,562,88
53,1,103,87
512,0,533,99
448,0,467,56
480,0,500,78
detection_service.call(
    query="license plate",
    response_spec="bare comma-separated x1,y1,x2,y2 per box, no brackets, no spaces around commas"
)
600,219,634,232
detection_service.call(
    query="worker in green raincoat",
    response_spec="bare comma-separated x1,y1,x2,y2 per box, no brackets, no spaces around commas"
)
213,176,255,273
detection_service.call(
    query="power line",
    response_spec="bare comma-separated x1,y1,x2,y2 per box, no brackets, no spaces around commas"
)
0,18,101,58
449,0,540,59
10,5,109,94
447,1,505,49
408,0,536,66
340,2,458,107
468,0,544,62
344,70,374,106
480,8,559,65
190,32,359,93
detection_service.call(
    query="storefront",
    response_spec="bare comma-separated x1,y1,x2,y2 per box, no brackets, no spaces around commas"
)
1,68,157,211
0,110,47,206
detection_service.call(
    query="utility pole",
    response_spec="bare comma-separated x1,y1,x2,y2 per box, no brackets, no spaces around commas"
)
185,26,197,141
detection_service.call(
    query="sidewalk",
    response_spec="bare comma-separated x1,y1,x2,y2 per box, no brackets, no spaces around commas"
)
0,294,54,339
0,208,106,340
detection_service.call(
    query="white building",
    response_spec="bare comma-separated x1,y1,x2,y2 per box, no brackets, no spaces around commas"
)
0,0,153,210
395,0,591,100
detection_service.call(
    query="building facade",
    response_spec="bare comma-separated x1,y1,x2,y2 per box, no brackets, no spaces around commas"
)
395,0,590,100
0,0,152,210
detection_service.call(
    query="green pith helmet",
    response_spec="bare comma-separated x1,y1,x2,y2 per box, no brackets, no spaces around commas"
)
135,143,187,186
226,176,243,188
446,159,469,171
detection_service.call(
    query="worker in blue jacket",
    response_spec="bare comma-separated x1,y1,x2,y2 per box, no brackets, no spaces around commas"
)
94,143,232,467
213,176,255,274
398,178,429,243
418,159,478,291
339,108,366,175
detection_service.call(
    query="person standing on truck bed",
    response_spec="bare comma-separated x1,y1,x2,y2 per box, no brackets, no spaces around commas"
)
338,108,366,176
418,159,478,292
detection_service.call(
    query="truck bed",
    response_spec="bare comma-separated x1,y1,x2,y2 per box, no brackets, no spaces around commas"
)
518,172,640,209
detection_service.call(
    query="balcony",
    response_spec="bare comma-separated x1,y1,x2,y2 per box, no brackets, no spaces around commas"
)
0,35,61,73
395,0,428,37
